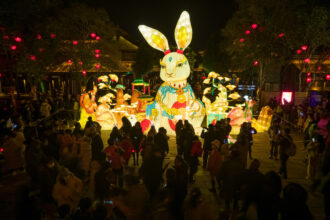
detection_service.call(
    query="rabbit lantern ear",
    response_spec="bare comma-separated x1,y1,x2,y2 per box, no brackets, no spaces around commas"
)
174,11,192,54
138,25,171,55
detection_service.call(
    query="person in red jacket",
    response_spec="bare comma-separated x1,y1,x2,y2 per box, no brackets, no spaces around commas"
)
104,139,125,186
188,136,202,183
120,133,133,165
207,139,223,194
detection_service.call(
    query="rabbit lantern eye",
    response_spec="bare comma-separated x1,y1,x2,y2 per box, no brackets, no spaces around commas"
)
160,59,166,69
177,63,183,68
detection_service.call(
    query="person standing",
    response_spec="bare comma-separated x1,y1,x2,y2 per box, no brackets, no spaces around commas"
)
268,121,280,159
207,139,223,194
278,127,293,179
175,120,184,156
131,122,143,166
201,124,215,168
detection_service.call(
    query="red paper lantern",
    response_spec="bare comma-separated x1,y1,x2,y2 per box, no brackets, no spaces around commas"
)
37,34,42,40
254,60,259,66
91,33,96,38
239,38,245,42
30,55,36,60
296,49,302,54
68,60,72,63
95,49,100,53
245,30,251,35
306,77,312,83
202,76,206,80
278,33,285,38
95,54,100,58
95,64,100,69
79,61,83,65
14,37,22,42
317,66,321,71
95,36,100,40
251,24,258,29
11,45,17,50
3,35,9,40
307,72,311,76
39,48,44,52
304,58,310,63
73,40,78,45
326,75,330,80
50,34,56,38
82,70,86,75
301,45,308,50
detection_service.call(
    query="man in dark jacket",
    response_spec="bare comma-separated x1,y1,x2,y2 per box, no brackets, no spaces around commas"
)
201,124,215,168
217,149,244,211
278,127,292,179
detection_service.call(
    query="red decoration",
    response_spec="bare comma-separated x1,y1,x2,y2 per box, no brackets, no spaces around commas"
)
307,72,311,76
306,77,312,83
251,24,258,29
95,36,101,40
95,54,100,58
239,38,245,42
304,58,310,63
3,35,9,40
0,148,3,152
258,27,263,31
39,48,44,52
11,45,17,50
176,49,184,54
274,53,278,57
37,34,42,40
30,55,36,60
278,33,285,38
79,61,83,65
82,70,86,75
0,73,2,77
326,75,330,80
95,49,100,53
73,40,78,45
164,49,171,55
254,60,259,66
91,33,96,38
50,34,56,38
301,45,308,50
245,30,251,35
202,76,206,80
95,64,100,69
296,49,302,54
14,37,22,42
317,66,321,71
68,60,72,63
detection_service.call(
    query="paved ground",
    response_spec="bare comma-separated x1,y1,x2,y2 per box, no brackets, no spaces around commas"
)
101,130,325,219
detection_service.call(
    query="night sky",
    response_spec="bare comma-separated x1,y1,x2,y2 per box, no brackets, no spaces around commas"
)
85,0,237,51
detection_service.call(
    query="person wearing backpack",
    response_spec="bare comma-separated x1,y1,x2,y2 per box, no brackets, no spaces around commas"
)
278,127,294,179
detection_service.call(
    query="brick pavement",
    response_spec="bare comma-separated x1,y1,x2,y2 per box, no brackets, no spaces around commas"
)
102,130,325,219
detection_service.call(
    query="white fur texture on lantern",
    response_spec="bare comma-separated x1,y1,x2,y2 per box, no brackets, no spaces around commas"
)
138,11,205,134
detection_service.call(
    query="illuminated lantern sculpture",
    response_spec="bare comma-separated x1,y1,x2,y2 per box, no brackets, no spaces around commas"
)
138,11,205,133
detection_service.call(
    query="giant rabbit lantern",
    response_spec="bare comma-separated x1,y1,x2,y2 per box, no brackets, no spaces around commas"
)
138,11,205,133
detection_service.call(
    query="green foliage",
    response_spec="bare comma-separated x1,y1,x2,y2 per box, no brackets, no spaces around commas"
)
0,0,116,85
217,0,329,90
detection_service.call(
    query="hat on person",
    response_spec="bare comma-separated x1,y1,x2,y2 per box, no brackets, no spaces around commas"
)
211,139,221,149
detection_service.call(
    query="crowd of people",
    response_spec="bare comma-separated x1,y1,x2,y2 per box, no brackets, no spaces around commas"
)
0,92,329,219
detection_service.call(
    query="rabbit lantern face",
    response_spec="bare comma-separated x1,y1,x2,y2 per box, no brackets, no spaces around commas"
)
139,11,192,84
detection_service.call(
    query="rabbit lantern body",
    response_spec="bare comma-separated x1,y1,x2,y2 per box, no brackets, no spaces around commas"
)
138,11,205,133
